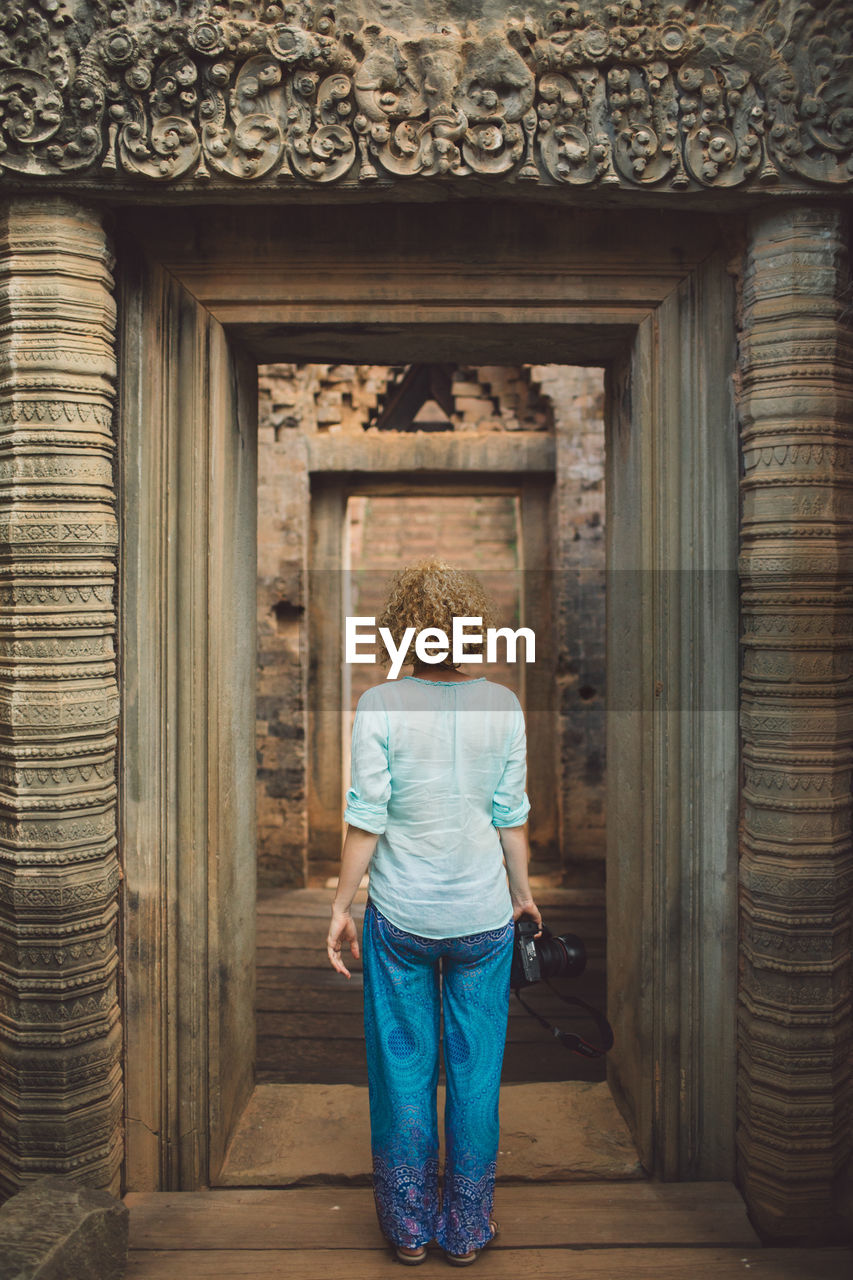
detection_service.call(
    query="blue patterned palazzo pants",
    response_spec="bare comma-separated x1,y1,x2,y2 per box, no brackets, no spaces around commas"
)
362,901,514,1255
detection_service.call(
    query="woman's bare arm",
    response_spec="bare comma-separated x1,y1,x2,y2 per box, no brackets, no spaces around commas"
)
327,824,379,977
498,823,542,935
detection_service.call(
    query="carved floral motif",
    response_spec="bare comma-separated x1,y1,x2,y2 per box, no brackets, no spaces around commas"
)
0,0,850,190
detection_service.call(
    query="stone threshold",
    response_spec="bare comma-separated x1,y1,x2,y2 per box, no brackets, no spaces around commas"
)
215,1081,642,1187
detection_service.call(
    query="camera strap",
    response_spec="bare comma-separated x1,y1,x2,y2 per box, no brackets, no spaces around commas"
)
512,979,614,1059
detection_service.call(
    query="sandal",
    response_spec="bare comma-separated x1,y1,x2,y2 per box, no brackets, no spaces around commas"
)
394,1243,428,1265
444,1219,500,1267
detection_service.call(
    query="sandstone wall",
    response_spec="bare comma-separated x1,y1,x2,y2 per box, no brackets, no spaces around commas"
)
539,367,607,885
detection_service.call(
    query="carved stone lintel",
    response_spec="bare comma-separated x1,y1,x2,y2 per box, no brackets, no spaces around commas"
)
0,1,850,195
738,205,853,1242
0,200,121,1196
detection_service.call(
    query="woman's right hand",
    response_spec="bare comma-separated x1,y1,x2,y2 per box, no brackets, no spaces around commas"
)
327,905,360,978
511,894,542,938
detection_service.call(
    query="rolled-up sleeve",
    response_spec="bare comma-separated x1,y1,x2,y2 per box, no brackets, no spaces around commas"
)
492,703,531,828
344,697,391,834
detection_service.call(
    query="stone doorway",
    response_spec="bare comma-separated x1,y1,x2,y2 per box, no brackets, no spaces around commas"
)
252,361,609,1103
255,360,607,891
115,200,739,1198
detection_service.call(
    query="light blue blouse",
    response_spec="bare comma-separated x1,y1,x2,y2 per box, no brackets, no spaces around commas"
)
343,675,530,938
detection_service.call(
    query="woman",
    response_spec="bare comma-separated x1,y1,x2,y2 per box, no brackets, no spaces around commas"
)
326,560,541,1266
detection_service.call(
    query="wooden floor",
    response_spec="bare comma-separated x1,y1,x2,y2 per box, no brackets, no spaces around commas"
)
257,886,608,1085
125,1184,853,1278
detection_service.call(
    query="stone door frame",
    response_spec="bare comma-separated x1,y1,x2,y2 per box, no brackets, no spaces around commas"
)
114,202,740,1193
1,193,850,1242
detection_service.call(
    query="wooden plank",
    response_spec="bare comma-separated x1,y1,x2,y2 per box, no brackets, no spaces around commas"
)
126,1184,760,1251
255,967,363,988
256,897,604,912
253,1066,606,1087
256,908,607,930
256,1037,607,1082
254,987,362,1013
256,923,607,946
256,919,353,934
255,1040,606,1084
257,891,605,919
255,1009,608,1040
257,946,363,968
501,1043,605,1082
255,1042,368,1083
255,937,607,965
253,986,604,1015
126,1247,853,1280
258,894,365,916
254,983,606,1020
257,905,606,921
255,963,605,988
255,1065,366,1085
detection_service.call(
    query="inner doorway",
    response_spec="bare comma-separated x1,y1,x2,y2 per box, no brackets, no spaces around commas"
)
118,201,738,1193
254,363,609,1097
256,363,607,892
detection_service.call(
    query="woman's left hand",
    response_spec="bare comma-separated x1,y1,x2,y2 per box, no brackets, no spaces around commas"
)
511,895,543,938
327,906,360,978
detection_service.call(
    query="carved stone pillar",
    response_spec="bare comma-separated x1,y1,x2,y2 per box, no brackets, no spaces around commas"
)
738,206,853,1240
0,201,121,1195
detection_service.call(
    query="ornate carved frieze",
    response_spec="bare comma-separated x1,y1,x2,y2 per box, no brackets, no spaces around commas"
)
0,200,121,1195
738,205,853,1241
0,0,851,193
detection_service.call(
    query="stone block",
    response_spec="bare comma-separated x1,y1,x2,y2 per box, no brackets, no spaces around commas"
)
216,1082,642,1185
454,396,490,416
0,1176,128,1280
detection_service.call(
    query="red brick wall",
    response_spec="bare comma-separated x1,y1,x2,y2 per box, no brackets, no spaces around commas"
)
345,493,523,700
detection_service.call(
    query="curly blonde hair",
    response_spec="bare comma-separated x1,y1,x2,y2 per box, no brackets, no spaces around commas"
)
377,559,498,670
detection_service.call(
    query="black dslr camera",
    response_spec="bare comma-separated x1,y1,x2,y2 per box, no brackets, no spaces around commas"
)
510,917,586,990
